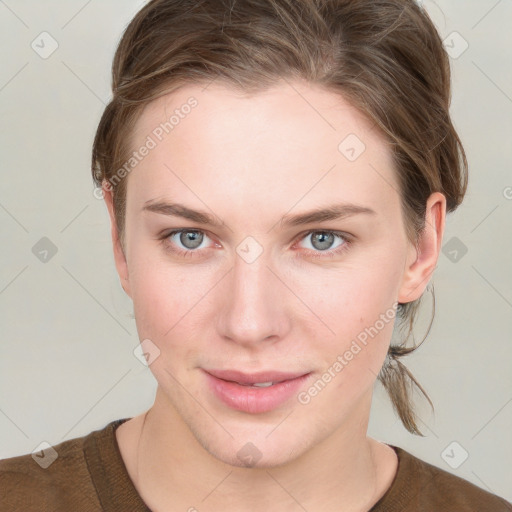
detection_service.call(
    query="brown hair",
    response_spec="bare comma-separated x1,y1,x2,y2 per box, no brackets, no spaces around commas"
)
91,0,468,435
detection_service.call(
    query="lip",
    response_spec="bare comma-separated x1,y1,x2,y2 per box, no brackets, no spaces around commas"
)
202,369,312,414
204,369,309,385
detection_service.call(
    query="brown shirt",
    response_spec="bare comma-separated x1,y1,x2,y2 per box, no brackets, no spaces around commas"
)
1,417,510,511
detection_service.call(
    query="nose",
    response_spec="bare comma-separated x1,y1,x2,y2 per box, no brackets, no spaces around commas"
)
216,249,291,348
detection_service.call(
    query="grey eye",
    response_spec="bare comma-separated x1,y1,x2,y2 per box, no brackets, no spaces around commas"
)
177,230,204,249
309,232,336,251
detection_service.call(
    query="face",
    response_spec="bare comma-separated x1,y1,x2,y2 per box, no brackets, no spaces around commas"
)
105,79,444,468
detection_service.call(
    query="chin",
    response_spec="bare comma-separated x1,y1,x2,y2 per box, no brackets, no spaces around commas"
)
211,443,296,469
192,426,313,470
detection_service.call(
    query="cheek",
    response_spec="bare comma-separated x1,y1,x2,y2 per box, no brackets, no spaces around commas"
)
291,259,400,383
127,247,217,346
128,262,212,389
292,260,399,334
127,231,403,361
296,302,397,419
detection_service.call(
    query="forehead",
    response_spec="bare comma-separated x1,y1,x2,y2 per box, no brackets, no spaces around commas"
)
126,80,401,223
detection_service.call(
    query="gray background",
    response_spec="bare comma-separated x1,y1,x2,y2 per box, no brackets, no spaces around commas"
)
1,0,511,502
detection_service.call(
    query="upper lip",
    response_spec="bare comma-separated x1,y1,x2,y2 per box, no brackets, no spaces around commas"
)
203,369,310,385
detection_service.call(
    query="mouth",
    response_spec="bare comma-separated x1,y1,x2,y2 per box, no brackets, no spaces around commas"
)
202,368,312,414
204,368,309,385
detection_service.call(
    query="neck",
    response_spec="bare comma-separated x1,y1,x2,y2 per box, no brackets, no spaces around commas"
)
123,387,395,512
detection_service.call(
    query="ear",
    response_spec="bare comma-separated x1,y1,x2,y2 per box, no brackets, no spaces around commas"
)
102,181,131,298
397,192,446,304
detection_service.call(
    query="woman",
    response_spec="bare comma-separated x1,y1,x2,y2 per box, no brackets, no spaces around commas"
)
1,0,510,510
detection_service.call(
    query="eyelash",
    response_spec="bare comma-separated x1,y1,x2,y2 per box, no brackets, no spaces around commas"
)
159,229,352,260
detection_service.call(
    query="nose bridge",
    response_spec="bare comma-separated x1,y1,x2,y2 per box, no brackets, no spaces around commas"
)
218,242,285,345
233,246,270,302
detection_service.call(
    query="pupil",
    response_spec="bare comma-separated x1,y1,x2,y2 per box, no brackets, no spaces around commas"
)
181,231,202,249
313,232,333,250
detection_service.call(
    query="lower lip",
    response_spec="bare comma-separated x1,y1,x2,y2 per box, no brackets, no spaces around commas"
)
203,371,312,414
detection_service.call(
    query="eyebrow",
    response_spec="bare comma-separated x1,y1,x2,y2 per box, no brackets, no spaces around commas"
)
142,201,377,228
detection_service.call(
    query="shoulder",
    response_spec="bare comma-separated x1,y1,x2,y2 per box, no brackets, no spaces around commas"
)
386,446,512,511
0,425,109,512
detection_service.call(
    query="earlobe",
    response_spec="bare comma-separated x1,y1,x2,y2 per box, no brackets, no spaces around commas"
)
397,192,446,304
102,181,131,298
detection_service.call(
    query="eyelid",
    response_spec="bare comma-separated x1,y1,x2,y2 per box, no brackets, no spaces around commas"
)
295,228,352,242
161,228,218,250
160,228,352,258
292,229,352,257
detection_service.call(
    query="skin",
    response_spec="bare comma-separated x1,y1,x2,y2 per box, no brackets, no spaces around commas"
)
104,79,446,512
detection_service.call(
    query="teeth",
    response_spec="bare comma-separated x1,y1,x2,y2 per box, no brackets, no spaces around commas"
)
235,381,275,387
230,380,283,387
